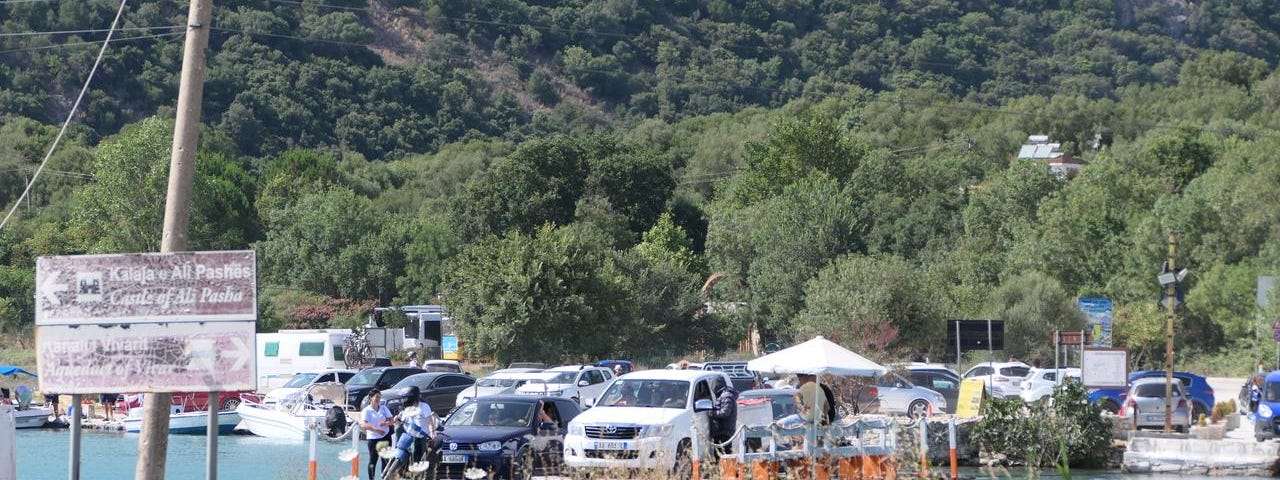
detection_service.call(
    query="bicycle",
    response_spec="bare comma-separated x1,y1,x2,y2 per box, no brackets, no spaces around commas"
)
343,329,373,369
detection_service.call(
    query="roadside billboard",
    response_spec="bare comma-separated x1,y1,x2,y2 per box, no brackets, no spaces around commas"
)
1078,297,1113,347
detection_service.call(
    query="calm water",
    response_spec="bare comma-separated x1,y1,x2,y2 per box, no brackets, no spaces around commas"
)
16,429,352,480
11,429,1262,480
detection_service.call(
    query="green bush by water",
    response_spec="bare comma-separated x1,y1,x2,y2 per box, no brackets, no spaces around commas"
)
973,381,1111,468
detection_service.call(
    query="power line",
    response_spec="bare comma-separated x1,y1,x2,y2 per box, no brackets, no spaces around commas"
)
0,25,181,38
0,30,184,55
0,0,128,232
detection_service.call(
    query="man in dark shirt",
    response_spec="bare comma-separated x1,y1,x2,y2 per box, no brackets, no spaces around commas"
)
711,382,739,454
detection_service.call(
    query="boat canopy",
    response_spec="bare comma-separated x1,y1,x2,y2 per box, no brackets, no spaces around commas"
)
0,366,35,377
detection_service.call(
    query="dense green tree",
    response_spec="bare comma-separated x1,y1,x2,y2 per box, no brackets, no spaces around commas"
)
984,271,1087,363
793,254,944,360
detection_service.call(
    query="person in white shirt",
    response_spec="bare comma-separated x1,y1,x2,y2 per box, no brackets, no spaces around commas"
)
399,386,435,462
360,390,394,480
407,351,419,369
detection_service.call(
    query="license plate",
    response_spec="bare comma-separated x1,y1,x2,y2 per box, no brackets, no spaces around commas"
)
442,454,467,464
594,441,629,450
1146,415,1163,422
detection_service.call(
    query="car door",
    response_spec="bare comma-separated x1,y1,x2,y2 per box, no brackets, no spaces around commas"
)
428,375,476,415
914,372,959,413
876,373,912,413
580,369,610,402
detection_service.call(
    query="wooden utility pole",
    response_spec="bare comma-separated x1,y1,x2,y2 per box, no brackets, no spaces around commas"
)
1163,231,1178,434
136,0,213,478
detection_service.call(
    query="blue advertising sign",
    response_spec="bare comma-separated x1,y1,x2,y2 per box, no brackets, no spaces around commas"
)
441,335,459,360
1078,298,1113,347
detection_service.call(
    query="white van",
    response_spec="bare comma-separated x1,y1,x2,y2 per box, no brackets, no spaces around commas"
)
255,329,352,391
564,369,730,472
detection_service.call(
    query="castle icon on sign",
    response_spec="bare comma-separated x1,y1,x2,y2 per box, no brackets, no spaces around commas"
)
76,272,103,303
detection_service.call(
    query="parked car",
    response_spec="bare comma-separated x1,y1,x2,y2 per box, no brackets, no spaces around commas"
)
1253,371,1280,442
701,361,763,392
737,388,798,423
900,364,962,414
346,366,425,408
1089,371,1213,420
1019,368,1081,403
509,362,547,370
1125,377,1192,433
423,360,464,373
431,395,580,479
381,372,477,416
594,360,634,375
456,370,545,407
515,365,614,407
261,369,357,406
872,371,947,417
962,361,1031,398
564,369,731,472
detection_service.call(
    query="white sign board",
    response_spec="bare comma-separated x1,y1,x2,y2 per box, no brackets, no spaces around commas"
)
1081,348,1128,389
34,251,257,393
36,251,255,325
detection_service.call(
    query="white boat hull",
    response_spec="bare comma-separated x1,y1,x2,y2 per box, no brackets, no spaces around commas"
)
12,407,51,429
235,403,348,441
121,410,241,435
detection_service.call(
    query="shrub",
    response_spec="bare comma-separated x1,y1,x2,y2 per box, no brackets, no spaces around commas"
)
973,381,1111,468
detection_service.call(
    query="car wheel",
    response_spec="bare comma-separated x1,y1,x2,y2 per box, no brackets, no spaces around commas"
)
908,400,929,418
1100,399,1121,414
672,439,693,479
1192,402,1208,423
509,446,534,480
220,397,241,412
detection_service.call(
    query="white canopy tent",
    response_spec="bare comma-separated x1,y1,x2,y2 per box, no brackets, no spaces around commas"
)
746,335,887,377
746,336,886,459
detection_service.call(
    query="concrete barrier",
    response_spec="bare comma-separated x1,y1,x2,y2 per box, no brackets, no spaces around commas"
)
0,405,15,480
1124,434,1280,476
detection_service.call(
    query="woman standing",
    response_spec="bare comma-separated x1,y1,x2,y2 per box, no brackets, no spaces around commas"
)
360,390,394,480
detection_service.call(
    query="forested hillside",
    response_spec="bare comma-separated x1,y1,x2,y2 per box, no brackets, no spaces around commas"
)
2,0,1280,368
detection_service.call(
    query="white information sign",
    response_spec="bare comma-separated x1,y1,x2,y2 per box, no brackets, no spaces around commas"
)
1081,348,1128,389
34,251,257,393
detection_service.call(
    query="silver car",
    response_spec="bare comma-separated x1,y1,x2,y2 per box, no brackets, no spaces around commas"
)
1125,377,1192,433
875,371,947,417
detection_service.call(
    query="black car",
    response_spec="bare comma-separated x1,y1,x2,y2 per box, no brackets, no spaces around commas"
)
702,361,762,392
431,395,580,480
346,366,426,407
381,372,477,416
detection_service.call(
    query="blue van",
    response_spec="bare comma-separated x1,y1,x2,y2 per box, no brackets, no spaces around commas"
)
1253,371,1280,442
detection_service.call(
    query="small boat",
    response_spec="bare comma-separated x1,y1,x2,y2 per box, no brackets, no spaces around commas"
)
0,365,52,429
236,382,355,441
120,408,242,435
11,406,54,429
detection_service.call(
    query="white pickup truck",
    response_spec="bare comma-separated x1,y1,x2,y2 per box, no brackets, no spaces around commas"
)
563,369,731,473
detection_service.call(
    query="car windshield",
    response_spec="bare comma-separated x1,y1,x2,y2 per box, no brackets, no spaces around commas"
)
282,373,319,388
347,369,383,387
528,372,575,384
1267,382,1280,402
1134,383,1181,398
445,401,534,427
597,379,689,408
477,377,522,388
391,374,432,390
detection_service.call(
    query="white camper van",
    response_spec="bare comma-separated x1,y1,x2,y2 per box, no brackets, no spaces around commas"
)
256,329,352,392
